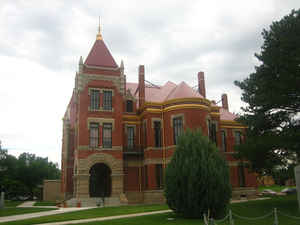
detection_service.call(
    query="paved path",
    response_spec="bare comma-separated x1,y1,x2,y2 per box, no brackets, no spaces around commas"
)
17,201,36,207
35,210,172,225
0,207,94,223
0,198,269,224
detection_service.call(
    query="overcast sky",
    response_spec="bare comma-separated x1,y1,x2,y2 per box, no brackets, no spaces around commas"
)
0,0,299,167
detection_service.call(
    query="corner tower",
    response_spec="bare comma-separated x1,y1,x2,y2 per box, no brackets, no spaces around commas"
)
62,23,126,206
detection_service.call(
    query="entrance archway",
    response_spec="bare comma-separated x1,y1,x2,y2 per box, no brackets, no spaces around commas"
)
89,163,112,197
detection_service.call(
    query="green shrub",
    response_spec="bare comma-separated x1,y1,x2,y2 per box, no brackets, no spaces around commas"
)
164,129,232,218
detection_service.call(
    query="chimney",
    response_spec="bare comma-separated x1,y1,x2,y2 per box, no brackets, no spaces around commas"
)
198,72,206,98
138,65,145,108
221,93,229,110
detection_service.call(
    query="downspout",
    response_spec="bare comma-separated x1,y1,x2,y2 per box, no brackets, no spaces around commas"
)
162,104,166,170
139,119,142,192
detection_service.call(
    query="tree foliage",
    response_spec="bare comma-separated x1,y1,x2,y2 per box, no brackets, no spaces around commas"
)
234,9,300,176
0,146,60,199
164,129,231,219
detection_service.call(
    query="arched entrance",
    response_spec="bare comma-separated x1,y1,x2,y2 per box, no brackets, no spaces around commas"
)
89,163,112,197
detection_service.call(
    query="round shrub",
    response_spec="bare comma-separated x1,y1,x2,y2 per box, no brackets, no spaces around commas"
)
164,129,232,218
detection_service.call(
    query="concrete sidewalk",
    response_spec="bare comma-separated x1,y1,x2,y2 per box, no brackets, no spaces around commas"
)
17,201,36,207
0,207,94,223
35,210,172,225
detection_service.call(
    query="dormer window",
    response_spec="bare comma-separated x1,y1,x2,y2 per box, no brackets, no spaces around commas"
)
103,90,112,110
126,100,133,112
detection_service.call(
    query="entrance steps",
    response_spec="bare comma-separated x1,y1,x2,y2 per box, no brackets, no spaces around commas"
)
66,196,126,207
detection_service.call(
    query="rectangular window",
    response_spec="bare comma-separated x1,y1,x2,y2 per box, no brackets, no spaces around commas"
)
103,90,112,110
143,122,147,147
126,100,133,112
154,121,162,147
209,120,217,144
90,89,100,110
89,123,99,147
144,165,148,189
235,131,242,145
238,164,245,187
155,164,164,189
221,130,227,152
127,127,134,149
173,117,183,145
102,123,112,148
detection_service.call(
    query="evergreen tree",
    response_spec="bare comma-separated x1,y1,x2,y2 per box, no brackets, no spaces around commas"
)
164,129,231,219
234,9,300,175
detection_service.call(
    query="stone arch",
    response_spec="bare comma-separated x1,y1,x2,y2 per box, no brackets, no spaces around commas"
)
89,163,112,197
85,153,123,175
76,153,124,198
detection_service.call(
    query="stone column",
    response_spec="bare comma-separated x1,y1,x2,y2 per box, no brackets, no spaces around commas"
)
295,165,300,211
75,174,90,198
111,173,123,197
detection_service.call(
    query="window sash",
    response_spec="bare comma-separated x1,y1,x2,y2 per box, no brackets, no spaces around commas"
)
102,123,112,148
238,164,245,187
90,90,100,110
235,131,242,145
143,123,147,147
154,121,162,147
155,164,164,189
103,90,112,110
144,165,148,189
209,120,217,144
90,123,99,147
127,127,134,148
221,131,227,152
173,117,183,145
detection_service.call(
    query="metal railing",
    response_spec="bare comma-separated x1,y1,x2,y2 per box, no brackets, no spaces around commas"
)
123,145,144,155
203,208,300,225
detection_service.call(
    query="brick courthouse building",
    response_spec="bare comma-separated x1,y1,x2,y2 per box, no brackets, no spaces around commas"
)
61,26,257,206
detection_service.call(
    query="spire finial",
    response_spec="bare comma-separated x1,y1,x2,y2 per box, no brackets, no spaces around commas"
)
96,16,102,40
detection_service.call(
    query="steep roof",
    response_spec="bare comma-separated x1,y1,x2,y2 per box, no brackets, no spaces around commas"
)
220,108,237,120
126,81,237,121
84,38,118,68
126,81,203,103
165,81,202,100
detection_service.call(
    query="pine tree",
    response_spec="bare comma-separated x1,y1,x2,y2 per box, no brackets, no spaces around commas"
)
234,9,300,175
164,129,231,218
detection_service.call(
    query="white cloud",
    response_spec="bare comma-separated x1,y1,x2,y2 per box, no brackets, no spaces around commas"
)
0,0,298,166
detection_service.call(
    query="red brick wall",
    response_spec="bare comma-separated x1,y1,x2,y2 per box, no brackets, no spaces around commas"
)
124,167,140,191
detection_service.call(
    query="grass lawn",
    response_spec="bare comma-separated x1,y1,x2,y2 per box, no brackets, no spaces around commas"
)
66,195,300,225
3,201,23,207
0,208,57,218
258,185,295,192
33,201,57,207
0,204,169,225
0,195,299,225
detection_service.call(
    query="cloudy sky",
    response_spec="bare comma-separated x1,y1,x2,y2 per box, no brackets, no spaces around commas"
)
0,0,299,167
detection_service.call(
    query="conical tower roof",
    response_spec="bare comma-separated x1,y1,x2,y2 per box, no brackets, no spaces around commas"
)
84,23,118,68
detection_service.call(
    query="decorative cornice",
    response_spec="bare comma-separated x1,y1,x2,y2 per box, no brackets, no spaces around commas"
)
220,120,247,129
84,64,119,71
123,121,141,125
77,145,122,151
76,72,125,96
164,104,209,112
144,97,211,107
122,115,139,120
